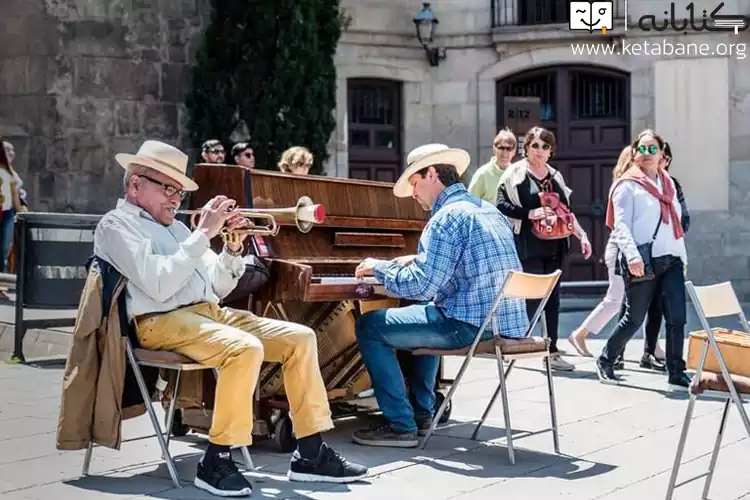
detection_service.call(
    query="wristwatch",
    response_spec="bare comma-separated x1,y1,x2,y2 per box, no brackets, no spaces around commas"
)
224,244,243,257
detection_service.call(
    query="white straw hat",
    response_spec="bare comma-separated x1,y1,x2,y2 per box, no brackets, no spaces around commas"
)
393,144,470,198
115,140,199,192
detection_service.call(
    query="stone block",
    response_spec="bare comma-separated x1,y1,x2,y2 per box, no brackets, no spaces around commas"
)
723,232,750,257
143,103,179,138
161,63,189,103
432,81,471,105
114,101,140,136
0,57,46,95
69,134,109,174
73,58,160,100
0,15,58,57
730,91,750,137
60,20,129,58
730,132,750,163
44,138,70,174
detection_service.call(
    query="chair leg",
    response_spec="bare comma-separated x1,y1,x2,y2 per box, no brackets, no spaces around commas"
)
82,442,94,476
472,382,502,440
664,393,698,500
421,351,476,450
125,345,181,489
472,360,516,440
494,346,515,465
162,370,182,459
702,397,730,499
240,446,254,471
544,354,560,454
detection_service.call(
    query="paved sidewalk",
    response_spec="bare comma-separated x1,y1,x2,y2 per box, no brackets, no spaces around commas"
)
1,337,749,500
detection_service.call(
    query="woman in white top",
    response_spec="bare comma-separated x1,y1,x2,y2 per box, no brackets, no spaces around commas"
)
594,130,689,388
0,139,25,272
568,146,667,371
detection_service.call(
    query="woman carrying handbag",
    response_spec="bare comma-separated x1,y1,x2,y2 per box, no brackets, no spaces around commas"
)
496,126,592,372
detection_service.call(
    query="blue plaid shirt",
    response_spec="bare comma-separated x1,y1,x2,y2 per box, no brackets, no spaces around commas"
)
373,183,529,337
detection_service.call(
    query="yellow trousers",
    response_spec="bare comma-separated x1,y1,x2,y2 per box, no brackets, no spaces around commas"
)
134,302,333,446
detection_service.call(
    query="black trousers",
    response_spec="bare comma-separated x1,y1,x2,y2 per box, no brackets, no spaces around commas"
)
521,255,563,353
615,282,663,356
600,255,687,377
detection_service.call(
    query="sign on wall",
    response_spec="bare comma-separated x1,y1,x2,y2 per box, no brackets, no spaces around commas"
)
502,96,541,155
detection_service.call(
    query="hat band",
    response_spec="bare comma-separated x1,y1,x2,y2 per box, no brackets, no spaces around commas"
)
134,155,187,177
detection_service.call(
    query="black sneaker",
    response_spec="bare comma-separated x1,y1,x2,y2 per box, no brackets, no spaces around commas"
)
416,416,434,437
640,353,666,372
194,452,252,497
668,372,691,389
596,359,620,385
287,443,368,483
613,355,625,370
352,422,419,448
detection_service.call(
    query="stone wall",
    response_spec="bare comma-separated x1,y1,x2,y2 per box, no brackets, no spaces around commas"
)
0,0,210,213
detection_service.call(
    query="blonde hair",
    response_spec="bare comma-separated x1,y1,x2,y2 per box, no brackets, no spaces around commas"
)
612,146,633,180
278,146,313,173
493,127,516,146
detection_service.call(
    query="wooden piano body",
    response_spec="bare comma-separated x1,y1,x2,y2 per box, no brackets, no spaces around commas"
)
180,164,444,448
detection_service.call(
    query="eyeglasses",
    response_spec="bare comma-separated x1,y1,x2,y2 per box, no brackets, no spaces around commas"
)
530,142,551,150
208,148,224,155
139,175,187,199
636,144,660,155
494,144,515,152
242,152,254,158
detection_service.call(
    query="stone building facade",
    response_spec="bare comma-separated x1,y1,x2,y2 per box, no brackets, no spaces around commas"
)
1,0,748,295
329,0,750,295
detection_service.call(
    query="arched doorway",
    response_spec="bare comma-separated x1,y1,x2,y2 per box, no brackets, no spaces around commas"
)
497,65,630,283
347,78,403,182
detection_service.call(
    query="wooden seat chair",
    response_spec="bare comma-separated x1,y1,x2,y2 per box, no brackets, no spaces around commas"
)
665,281,750,500
416,269,562,464
82,338,254,488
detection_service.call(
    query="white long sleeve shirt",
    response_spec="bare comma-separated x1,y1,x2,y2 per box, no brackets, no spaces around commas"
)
610,176,687,266
94,199,246,321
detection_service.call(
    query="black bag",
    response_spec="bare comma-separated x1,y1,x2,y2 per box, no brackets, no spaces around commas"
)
221,249,270,304
617,217,661,282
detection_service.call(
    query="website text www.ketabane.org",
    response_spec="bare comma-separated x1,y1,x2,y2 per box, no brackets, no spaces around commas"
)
571,40,747,60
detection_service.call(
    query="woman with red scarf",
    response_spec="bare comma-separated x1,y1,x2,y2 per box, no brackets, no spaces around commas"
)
595,130,690,388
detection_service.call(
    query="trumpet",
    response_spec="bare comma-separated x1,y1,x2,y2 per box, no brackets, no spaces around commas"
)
177,196,326,246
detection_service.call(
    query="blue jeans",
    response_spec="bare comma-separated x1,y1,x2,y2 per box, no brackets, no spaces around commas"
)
355,303,483,433
0,209,14,273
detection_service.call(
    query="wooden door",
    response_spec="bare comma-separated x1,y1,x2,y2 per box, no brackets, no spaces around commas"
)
347,79,403,182
497,66,630,284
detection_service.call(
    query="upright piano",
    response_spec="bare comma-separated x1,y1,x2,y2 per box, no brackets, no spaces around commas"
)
183,164,435,446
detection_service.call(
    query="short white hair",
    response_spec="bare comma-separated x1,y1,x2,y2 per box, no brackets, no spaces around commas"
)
123,163,155,191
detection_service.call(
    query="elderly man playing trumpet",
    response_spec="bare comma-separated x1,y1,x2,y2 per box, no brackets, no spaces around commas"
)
94,140,367,497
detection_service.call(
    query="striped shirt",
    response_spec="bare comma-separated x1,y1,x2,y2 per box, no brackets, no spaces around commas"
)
373,183,529,337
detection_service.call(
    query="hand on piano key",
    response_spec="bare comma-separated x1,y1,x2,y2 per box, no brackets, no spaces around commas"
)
354,257,379,279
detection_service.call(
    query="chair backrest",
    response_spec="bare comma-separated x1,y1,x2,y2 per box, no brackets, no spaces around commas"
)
686,281,750,333
502,269,562,300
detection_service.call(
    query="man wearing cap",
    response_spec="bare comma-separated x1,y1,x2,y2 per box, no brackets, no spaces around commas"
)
94,140,367,497
351,144,529,448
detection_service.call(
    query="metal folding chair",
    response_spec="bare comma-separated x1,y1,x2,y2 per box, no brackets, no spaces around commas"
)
82,338,254,488
665,281,750,500
416,269,562,464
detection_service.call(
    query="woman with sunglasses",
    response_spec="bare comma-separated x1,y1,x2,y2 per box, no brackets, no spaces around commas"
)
640,141,691,369
496,126,592,372
596,130,690,388
468,128,516,204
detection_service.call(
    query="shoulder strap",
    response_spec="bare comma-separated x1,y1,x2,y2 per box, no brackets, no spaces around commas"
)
652,216,662,241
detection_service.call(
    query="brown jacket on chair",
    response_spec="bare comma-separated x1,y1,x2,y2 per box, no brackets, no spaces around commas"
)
56,257,207,451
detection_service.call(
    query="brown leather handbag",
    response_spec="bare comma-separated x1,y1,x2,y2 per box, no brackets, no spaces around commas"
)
531,179,577,240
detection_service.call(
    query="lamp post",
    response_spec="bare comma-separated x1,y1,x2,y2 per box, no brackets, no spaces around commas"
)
413,2,446,67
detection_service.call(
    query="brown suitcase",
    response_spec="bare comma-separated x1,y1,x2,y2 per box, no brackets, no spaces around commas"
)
687,328,750,378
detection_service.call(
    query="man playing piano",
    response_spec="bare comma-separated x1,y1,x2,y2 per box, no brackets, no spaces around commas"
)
95,140,367,497
352,143,529,448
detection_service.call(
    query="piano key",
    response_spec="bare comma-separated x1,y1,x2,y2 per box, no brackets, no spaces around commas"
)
314,276,380,285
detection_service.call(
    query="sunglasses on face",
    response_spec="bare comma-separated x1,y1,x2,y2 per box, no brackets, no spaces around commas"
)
530,142,551,150
636,144,660,155
208,148,224,155
242,152,254,158
139,175,187,200
494,144,514,152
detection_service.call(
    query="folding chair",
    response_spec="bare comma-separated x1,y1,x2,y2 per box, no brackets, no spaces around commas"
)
82,338,254,488
416,269,562,464
665,281,750,500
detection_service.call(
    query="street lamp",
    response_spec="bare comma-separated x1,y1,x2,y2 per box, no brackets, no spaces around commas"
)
413,2,446,67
